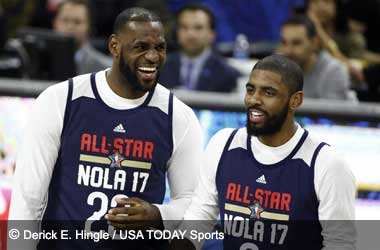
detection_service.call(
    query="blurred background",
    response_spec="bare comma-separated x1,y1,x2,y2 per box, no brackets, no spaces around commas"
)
1,0,380,249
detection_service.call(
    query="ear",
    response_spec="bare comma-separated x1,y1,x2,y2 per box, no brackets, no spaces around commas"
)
53,16,59,30
289,91,303,111
209,30,216,44
311,35,320,51
108,34,120,57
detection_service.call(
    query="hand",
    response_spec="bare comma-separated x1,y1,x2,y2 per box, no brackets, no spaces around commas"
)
347,61,364,83
105,197,163,231
307,11,322,29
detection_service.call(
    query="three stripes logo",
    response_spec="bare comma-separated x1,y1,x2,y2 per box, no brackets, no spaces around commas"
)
113,124,126,133
256,174,267,184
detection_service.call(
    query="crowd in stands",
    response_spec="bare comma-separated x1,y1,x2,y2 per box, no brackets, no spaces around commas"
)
1,0,380,102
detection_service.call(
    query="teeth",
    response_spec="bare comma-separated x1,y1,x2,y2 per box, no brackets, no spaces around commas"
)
138,67,156,72
252,111,263,116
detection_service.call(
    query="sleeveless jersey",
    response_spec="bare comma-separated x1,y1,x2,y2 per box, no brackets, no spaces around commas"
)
39,72,173,249
216,128,328,250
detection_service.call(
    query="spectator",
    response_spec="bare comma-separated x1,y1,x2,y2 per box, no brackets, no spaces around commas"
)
345,0,380,102
305,0,380,102
168,0,305,44
346,0,380,54
159,4,241,92
53,0,111,74
277,15,354,101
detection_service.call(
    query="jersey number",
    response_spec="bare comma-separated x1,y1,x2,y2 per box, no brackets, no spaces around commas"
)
84,171,150,233
240,243,259,250
85,192,128,233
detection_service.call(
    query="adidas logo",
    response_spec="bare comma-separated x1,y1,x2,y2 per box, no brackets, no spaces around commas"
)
256,175,267,184
113,124,126,133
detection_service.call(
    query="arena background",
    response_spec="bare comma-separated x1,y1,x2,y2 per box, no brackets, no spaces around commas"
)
1,75,380,249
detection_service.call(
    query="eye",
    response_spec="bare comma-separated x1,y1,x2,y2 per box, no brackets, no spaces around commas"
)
156,44,166,52
246,86,254,94
134,43,148,51
265,90,275,96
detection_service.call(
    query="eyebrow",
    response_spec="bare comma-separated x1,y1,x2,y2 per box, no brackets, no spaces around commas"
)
132,40,166,46
245,83,278,92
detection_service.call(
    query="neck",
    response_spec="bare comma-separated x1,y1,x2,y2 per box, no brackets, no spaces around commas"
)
303,54,317,73
106,66,146,99
257,119,298,147
183,47,209,59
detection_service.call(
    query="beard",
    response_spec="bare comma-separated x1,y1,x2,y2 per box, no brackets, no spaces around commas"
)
246,102,289,137
119,53,159,92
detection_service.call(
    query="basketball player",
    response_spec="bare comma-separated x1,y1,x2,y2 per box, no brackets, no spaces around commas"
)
172,55,356,250
9,7,203,249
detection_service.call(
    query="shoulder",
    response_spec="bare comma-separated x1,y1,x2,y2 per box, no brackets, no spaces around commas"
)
70,72,97,101
314,143,356,203
79,45,113,66
164,52,180,64
36,79,69,105
316,145,352,174
319,51,347,74
210,128,236,142
81,45,110,59
293,128,329,167
37,72,97,106
208,127,246,151
309,136,355,186
151,84,198,125
31,80,70,130
207,53,242,78
208,53,241,75
172,91,198,125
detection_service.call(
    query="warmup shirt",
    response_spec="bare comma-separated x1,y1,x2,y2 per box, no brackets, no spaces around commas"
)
9,70,203,249
182,126,356,250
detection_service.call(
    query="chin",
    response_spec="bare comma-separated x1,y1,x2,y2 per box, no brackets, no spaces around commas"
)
139,80,157,92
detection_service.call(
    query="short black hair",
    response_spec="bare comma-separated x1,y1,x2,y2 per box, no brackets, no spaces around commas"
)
56,0,92,24
113,7,161,33
252,54,303,94
176,4,216,30
283,14,316,39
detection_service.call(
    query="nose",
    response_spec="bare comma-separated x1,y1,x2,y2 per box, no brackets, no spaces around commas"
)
145,49,159,63
279,44,292,57
246,90,263,107
186,28,197,38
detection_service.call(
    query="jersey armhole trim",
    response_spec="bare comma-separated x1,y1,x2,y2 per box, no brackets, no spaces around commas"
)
311,142,330,169
61,78,73,139
167,92,174,159
215,129,239,184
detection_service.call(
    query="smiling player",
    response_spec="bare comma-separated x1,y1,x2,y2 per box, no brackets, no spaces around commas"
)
9,7,203,250
172,54,356,250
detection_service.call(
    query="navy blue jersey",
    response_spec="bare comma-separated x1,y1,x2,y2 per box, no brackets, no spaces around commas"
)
39,72,174,249
216,128,328,250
